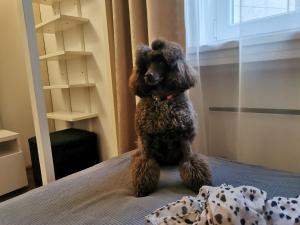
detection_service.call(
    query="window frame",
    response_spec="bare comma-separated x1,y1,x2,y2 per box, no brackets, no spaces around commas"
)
218,0,300,41
185,0,300,48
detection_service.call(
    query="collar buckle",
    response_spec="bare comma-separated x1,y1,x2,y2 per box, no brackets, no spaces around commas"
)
152,95,160,102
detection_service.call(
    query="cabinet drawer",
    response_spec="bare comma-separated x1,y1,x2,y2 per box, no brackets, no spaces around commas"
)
0,151,28,196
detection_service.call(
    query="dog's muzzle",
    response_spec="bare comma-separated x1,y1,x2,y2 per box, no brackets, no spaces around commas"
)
145,72,160,85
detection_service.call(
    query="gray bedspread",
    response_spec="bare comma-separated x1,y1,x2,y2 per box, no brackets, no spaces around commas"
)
0,151,299,225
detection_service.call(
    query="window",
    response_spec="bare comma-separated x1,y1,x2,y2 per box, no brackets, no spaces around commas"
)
185,0,300,48
232,0,297,24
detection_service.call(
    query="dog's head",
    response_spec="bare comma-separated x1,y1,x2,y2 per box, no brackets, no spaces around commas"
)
129,39,196,98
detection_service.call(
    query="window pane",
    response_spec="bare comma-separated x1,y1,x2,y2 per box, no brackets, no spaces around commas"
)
232,0,296,24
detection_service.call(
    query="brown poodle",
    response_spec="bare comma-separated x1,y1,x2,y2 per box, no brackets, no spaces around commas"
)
129,39,212,197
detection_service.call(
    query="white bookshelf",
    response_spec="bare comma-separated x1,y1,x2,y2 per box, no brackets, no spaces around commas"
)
34,0,97,123
43,83,95,90
0,130,28,196
39,50,92,61
32,0,63,5
47,112,98,122
36,14,89,33
0,130,19,143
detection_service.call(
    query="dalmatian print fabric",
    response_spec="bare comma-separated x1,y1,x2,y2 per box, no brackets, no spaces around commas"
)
145,184,300,225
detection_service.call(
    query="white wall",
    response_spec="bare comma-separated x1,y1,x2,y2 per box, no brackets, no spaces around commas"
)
192,57,300,173
0,0,35,167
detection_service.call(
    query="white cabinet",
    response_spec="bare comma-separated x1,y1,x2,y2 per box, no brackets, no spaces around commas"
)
34,0,97,123
0,130,28,196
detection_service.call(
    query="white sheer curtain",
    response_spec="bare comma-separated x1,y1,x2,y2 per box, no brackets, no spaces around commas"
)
185,0,300,172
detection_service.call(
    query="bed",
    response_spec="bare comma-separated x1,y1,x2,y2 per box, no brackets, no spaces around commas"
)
0,151,299,225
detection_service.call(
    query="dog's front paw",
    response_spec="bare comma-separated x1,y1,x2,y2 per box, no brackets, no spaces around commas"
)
135,189,151,198
131,152,160,197
179,153,212,192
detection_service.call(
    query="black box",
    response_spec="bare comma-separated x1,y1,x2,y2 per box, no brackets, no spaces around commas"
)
28,128,99,186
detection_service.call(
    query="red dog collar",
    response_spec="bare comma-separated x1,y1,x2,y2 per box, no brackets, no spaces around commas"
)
152,95,174,101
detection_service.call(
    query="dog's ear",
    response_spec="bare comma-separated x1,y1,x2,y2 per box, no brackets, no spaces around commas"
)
180,61,197,89
169,60,197,92
129,69,151,97
128,44,152,97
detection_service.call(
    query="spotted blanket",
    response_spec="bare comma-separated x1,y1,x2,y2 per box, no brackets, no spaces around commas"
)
146,184,300,225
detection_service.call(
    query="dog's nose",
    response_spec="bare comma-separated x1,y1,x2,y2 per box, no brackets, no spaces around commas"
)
145,72,154,81
145,72,153,78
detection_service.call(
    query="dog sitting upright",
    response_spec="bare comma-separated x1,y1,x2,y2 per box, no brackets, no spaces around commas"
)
129,39,212,197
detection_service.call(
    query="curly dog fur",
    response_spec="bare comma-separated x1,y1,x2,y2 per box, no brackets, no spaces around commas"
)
129,39,212,197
